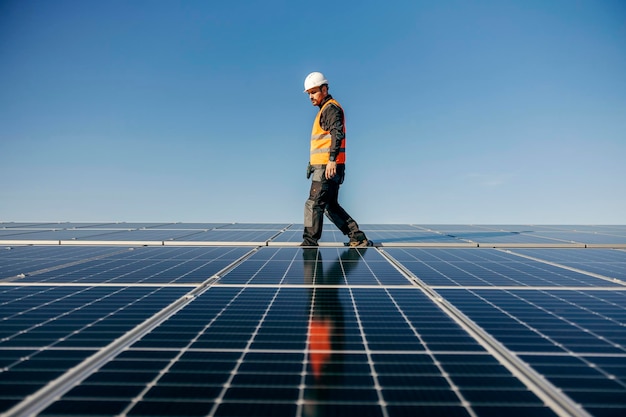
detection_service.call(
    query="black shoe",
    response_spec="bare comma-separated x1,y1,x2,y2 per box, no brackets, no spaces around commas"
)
348,230,370,247
300,241,318,247
348,238,371,247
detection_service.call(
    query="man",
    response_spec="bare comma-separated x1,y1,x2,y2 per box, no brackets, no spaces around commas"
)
301,71,369,247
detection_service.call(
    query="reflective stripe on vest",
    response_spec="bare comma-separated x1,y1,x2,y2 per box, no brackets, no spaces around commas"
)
310,99,346,165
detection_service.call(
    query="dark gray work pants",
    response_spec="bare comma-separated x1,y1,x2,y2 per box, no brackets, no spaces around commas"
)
302,165,359,245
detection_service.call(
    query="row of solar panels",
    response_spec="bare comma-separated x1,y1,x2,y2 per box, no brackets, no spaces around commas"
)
1,223,625,246
2,246,625,286
1,226,625,417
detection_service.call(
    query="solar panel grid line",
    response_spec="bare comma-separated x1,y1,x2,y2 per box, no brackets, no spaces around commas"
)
501,249,626,287
377,249,594,417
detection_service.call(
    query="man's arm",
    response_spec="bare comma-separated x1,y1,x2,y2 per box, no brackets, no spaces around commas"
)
320,103,344,179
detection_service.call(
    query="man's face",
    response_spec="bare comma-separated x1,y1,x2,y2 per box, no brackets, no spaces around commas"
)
306,86,327,106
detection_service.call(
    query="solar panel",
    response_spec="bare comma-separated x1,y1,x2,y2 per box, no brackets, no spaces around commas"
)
31,275,561,417
2,246,253,284
1,224,625,417
382,248,624,287
0,246,124,279
173,229,280,243
437,289,626,415
0,285,190,412
511,248,626,282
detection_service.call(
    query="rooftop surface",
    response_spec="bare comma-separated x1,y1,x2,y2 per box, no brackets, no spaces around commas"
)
1,223,625,417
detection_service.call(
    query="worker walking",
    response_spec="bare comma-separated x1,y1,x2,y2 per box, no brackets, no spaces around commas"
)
301,72,370,247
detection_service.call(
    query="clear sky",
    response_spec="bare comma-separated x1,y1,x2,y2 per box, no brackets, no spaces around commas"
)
1,0,624,225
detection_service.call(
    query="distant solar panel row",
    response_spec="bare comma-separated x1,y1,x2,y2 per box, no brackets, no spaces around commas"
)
1,223,625,246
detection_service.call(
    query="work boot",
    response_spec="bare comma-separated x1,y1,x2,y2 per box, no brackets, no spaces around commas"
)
348,231,370,247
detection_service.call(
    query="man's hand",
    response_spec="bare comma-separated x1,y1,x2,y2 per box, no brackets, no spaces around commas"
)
325,161,337,179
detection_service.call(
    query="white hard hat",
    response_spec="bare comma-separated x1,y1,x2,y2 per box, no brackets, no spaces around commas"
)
303,72,328,92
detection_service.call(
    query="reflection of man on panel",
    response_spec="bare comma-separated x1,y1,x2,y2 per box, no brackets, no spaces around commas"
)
303,248,364,416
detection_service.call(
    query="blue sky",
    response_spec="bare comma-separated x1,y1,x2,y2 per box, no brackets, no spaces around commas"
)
1,0,624,224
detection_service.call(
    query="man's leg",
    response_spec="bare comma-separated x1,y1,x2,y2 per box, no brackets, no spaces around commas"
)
326,209,369,246
302,171,328,246
324,175,369,246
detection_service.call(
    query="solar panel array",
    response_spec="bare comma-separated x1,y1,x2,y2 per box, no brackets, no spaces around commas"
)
1,223,625,417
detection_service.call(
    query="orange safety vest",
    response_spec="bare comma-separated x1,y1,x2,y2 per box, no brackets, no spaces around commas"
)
310,99,346,165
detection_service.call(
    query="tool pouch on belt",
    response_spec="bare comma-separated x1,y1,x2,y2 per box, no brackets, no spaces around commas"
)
306,162,313,179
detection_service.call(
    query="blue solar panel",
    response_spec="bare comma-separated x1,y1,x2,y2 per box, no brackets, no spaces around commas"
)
1,224,625,417
383,248,624,287
0,285,189,411
34,284,560,417
438,289,626,415
217,248,411,286
13,247,252,284
511,248,626,282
